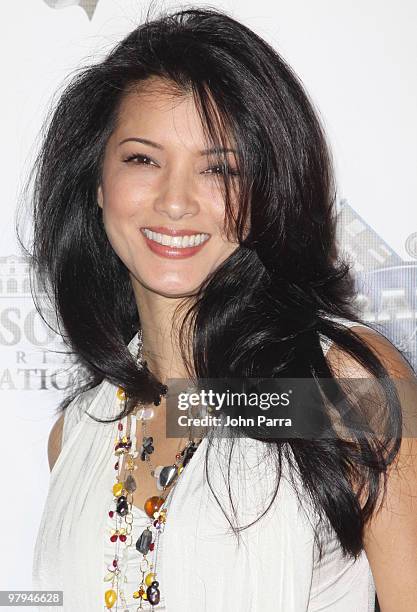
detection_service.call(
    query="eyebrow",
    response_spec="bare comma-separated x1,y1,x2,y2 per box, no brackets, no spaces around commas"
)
118,137,236,156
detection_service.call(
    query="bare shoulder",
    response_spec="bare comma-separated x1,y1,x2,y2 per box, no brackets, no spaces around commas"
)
326,324,414,379
48,412,65,472
325,324,416,474
327,325,417,611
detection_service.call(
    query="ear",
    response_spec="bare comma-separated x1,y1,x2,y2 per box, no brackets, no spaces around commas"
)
97,184,103,209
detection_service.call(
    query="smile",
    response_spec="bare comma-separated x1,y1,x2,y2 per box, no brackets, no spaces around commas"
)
140,226,211,259
142,228,210,248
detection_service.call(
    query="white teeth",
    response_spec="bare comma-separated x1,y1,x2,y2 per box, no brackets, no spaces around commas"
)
143,229,210,248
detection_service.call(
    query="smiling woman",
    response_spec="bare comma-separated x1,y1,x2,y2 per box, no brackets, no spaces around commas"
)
24,5,417,612
97,78,239,297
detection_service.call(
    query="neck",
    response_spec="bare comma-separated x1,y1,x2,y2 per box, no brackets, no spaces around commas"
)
132,282,193,385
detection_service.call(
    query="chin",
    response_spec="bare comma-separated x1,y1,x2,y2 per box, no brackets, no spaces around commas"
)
136,274,206,299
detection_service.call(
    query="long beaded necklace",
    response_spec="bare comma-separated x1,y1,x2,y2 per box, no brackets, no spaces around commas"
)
104,331,202,610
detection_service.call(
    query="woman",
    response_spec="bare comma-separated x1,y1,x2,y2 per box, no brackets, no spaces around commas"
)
28,6,417,612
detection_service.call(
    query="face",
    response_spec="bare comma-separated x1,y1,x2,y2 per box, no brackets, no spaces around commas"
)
97,77,240,300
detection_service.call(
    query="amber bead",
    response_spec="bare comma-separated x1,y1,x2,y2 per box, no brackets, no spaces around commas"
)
104,588,117,609
144,496,164,518
112,482,124,497
116,387,126,401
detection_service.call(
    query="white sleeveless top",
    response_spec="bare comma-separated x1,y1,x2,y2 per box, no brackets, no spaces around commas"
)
32,317,376,611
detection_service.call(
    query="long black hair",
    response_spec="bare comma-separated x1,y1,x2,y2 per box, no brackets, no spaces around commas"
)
20,5,407,561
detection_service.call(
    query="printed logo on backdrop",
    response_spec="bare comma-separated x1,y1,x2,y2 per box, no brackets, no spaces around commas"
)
336,199,417,370
1,200,416,392
0,255,79,392
43,0,99,20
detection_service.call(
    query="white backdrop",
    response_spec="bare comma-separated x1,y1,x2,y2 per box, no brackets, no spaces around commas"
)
1,0,415,607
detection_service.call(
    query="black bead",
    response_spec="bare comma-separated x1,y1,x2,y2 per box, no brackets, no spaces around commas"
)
136,528,153,554
140,436,154,461
146,580,160,605
116,495,128,517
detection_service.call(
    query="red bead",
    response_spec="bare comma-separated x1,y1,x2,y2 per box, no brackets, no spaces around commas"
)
153,520,158,527
113,559,118,567
119,534,127,542
118,422,123,431
110,534,118,542
109,511,114,518
149,543,155,551
114,462,119,470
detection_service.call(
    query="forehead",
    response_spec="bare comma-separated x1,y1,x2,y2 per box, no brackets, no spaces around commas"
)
120,76,189,112
114,78,200,134
112,76,234,151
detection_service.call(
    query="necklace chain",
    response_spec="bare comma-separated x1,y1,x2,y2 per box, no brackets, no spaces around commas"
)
104,330,202,611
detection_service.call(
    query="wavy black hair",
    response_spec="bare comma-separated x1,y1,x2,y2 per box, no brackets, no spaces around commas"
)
20,5,408,564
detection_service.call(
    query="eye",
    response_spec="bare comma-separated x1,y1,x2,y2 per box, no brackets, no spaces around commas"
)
123,153,158,166
204,164,239,177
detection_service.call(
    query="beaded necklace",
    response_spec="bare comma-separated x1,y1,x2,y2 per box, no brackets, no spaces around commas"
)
104,331,202,610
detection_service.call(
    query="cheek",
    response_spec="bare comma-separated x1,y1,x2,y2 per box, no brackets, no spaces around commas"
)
211,206,237,245
100,193,137,256
101,184,140,223
208,183,240,237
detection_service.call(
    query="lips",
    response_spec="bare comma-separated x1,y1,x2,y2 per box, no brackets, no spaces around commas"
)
140,226,211,259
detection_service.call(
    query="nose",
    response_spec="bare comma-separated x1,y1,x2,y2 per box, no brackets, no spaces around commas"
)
153,166,200,220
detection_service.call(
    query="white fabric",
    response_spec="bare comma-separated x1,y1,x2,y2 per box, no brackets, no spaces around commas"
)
32,317,376,611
